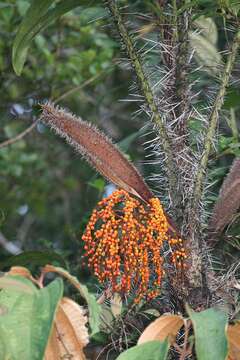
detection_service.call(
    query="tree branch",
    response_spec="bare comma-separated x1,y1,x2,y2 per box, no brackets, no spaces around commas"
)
190,30,240,235
105,0,179,206
53,72,104,103
182,31,240,293
0,120,38,150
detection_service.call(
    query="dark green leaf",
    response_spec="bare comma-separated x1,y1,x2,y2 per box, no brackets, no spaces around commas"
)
0,250,67,270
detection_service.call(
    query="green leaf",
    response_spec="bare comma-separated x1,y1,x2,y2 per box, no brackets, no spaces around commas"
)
88,178,105,191
80,282,101,336
118,131,139,152
116,340,169,360
0,276,63,360
12,0,84,75
187,305,228,360
43,265,101,335
0,250,67,270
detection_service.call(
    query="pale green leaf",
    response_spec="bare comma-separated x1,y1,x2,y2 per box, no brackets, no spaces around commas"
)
194,17,218,45
0,277,63,360
190,17,222,74
187,305,228,360
190,33,221,74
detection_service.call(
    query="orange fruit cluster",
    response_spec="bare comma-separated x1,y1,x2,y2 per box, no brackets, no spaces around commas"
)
82,189,186,302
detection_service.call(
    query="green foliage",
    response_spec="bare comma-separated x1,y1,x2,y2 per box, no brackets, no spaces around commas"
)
178,0,240,17
0,275,63,360
0,0,118,259
187,306,229,360
116,340,169,360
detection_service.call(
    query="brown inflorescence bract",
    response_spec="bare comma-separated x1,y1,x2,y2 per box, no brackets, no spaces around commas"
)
82,189,186,302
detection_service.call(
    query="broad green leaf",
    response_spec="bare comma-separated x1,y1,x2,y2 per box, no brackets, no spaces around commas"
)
116,340,169,360
0,277,63,360
12,0,87,75
43,264,101,335
0,274,35,294
0,250,67,270
187,306,228,360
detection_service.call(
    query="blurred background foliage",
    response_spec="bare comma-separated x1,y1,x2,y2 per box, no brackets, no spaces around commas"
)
0,0,240,281
0,0,147,279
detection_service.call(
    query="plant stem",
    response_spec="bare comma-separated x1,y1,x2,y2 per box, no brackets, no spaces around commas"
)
105,0,179,207
53,72,104,103
184,31,240,292
172,0,178,44
156,1,192,224
190,30,240,235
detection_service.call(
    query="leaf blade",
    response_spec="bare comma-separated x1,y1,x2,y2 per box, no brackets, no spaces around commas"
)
12,0,83,75
187,306,228,360
0,277,63,360
0,250,67,270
